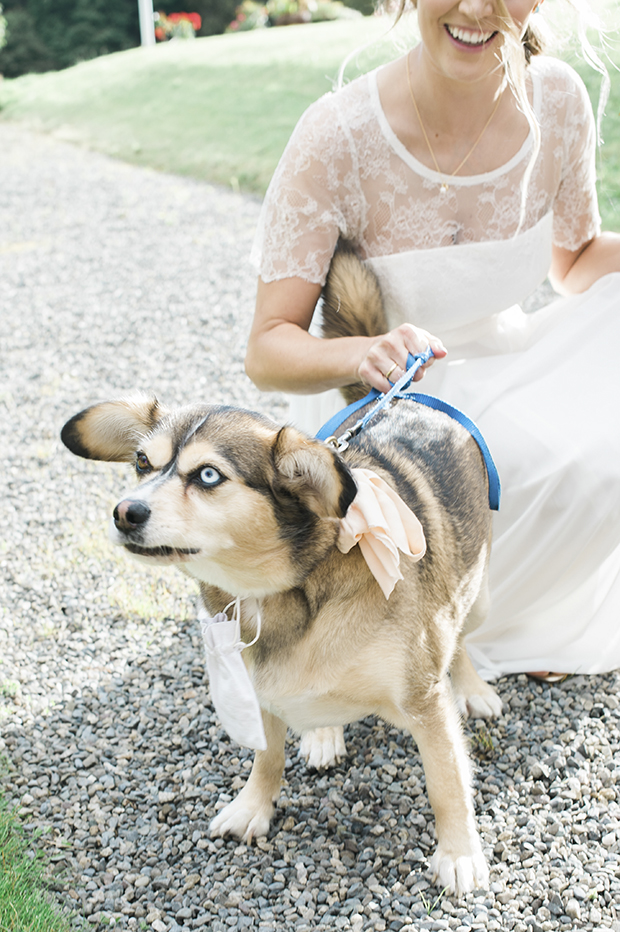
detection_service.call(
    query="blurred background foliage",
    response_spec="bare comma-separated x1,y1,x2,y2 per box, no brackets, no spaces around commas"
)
0,0,140,77
0,0,374,77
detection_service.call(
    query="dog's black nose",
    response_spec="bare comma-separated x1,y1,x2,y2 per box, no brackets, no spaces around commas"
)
113,499,151,530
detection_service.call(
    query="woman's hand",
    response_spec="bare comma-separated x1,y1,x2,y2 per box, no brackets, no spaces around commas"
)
247,278,448,395
358,323,447,394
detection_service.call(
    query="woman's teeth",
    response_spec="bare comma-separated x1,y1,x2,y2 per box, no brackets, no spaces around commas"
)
446,25,496,45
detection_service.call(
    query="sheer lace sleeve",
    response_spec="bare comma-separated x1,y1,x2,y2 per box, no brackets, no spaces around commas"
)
548,62,601,250
251,90,366,285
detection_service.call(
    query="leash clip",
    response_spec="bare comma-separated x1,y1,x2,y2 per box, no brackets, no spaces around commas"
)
325,428,353,453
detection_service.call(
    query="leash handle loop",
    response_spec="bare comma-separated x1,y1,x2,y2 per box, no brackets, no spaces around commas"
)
316,347,433,446
357,346,434,432
316,347,501,511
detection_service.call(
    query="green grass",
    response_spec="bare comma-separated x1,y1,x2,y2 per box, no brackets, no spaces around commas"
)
0,792,71,932
0,13,617,222
572,54,620,231
0,16,412,193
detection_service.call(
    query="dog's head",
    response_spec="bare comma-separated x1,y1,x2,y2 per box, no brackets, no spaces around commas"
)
61,397,358,596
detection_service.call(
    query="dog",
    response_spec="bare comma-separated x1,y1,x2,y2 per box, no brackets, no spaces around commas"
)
60,249,502,896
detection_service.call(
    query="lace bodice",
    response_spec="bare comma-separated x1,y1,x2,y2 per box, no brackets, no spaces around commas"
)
252,56,600,291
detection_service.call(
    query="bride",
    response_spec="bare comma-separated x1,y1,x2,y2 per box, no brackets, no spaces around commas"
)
244,0,620,762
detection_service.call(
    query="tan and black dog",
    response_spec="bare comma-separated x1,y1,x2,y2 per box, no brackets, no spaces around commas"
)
61,252,502,896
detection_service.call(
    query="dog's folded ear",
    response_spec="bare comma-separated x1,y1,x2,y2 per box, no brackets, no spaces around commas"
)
61,396,166,462
272,427,358,519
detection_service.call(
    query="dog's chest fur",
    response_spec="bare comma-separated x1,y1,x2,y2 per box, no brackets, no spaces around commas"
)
195,402,491,736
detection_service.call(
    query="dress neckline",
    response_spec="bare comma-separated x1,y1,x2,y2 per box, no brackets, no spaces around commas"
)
368,66,541,187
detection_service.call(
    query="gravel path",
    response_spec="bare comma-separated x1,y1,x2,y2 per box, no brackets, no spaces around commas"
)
1,122,620,932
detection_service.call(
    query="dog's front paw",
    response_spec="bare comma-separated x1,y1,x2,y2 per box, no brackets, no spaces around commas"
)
299,727,346,770
430,844,489,896
453,678,503,720
450,649,503,720
210,788,274,844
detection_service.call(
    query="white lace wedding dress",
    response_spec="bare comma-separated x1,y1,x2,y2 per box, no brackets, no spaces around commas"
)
251,55,620,680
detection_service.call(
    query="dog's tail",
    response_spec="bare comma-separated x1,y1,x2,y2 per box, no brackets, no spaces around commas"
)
320,242,387,404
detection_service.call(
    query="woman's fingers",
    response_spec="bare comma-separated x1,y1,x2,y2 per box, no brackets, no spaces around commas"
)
358,325,447,392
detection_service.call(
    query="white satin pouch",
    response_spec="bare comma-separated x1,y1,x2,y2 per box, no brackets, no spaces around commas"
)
338,468,427,599
199,598,267,751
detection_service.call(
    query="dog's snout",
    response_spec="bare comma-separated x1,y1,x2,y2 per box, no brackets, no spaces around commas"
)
113,499,151,531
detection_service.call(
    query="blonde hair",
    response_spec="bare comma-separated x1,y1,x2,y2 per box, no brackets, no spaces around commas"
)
495,0,542,231
384,0,542,230
337,0,610,230
390,0,610,140
387,0,610,229
564,0,611,144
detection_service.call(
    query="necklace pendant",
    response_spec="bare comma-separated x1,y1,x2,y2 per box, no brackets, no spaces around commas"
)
440,182,450,194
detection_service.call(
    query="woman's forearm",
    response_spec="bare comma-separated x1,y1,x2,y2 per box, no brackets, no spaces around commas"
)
246,318,374,394
245,276,370,393
246,275,447,396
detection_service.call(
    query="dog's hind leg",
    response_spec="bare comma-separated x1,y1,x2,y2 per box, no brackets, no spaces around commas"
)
299,726,346,770
450,573,503,720
210,711,287,843
402,681,489,896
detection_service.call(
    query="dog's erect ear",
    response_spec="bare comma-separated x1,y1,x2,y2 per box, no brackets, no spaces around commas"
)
272,427,358,519
61,396,166,462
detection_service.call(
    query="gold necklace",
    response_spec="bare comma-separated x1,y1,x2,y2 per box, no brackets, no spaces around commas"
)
406,53,504,193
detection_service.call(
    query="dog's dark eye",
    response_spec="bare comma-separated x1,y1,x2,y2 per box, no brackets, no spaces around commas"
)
198,466,223,487
136,453,152,475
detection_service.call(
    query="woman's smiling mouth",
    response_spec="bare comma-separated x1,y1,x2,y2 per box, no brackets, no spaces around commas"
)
445,24,498,48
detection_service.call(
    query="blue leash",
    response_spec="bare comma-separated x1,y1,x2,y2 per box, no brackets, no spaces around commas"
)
316,347,501,511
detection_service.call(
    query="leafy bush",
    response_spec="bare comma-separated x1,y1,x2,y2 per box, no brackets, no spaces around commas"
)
226,0,362,32
158,0,239,37
0,0,376,76
0,7,57,77
154,10,202,40
0,0,140,76
225,0,267,30
160,0,370,37
30,0,141,68
0,5,6,49
345,0,376,14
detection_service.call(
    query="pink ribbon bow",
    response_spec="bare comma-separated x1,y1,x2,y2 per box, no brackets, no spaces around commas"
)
338,468,427,598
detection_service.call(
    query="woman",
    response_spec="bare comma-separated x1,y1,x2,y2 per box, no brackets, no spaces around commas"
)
245,0,620,697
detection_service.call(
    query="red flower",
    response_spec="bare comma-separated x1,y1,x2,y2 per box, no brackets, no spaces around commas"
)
168,12,202,30
155,26,165,39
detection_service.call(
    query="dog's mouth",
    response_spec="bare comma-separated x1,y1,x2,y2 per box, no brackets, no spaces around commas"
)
124,543,200,562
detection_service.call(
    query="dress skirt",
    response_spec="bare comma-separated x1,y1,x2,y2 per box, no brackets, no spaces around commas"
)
289,272,620,680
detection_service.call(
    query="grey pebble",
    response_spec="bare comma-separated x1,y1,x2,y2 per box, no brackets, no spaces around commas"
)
2,123,620,932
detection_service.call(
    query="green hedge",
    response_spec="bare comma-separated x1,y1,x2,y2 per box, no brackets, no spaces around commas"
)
159,0,240,36
158,0,376,39
0,0,140,77
0,0,378,77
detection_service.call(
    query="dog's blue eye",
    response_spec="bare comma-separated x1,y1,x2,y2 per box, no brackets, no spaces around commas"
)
199,466,222,487
136,453,151,474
